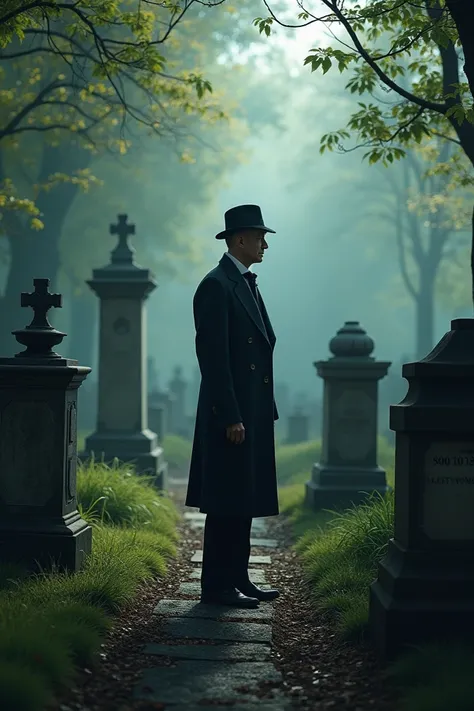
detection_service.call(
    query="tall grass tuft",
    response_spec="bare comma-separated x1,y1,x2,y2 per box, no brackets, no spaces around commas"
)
77,455,179,539
298,490,394,639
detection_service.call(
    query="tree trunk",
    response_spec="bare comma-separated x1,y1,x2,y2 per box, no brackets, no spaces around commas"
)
445,0,474,101
415,266,437,359
0,144,91,355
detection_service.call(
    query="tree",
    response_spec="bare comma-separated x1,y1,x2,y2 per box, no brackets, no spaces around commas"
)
368,143,471,357
256,0,474,306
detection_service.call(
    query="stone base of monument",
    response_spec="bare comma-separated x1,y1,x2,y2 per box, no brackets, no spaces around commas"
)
0,512,92,573
369,538,474,659
305,462,390,510
83,429,168,489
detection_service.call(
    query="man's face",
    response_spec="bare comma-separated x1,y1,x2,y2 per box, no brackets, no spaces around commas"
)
236,229,269,266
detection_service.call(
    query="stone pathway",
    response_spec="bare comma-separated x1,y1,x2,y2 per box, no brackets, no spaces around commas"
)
133,511,293,710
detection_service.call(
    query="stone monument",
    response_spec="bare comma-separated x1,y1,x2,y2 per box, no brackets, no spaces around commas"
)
83,214,167,488
370,318,474,657
305,321,391,511
0,278,92,572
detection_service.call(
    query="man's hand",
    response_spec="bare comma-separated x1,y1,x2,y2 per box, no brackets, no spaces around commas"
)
226,422,245,444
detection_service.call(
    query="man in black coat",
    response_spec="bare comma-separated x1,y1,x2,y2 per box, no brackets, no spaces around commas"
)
186,204,280,609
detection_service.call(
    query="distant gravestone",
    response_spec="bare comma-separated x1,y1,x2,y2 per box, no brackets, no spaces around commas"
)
287,407,309,444
370,319,474,658
169,365,188,437
83,214,167,488
305,321,391,511
0,278,92,571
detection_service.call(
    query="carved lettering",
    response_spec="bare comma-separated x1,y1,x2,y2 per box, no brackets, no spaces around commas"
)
423,442,474,540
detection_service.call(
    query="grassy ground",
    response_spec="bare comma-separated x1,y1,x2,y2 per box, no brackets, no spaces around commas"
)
278,436,474,711
0,458,179,711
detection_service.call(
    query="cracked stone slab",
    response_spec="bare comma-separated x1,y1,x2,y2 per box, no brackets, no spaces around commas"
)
161,617,272,643
178,582,271,597
144,642,271,661
134,660,281,705
191,551,272,565
189,568,267,584
250,538,278,548
154,599,273,621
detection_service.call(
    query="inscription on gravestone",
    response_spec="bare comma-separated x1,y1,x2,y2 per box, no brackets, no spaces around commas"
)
423,442,474,540
333,389,374,462
1,400,55,507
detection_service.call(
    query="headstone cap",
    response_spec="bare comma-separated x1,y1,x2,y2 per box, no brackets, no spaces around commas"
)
329,321,374,358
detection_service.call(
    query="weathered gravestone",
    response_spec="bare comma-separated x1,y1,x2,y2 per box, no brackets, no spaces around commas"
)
370,318,474,658
287,407,309,444
305,321,391,510
83,214,167,488
0,279,92,571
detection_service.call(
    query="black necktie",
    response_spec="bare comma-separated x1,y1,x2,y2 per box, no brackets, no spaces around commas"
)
244,271,258,301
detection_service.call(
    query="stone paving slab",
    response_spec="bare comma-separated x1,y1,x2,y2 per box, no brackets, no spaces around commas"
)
178,582,271,596
144,642,271,661
134,661,281,705
189,568,267,583
250,538,278,548
154,599,273,620
161,618,272,643
191,551,272,565
189,519,268,532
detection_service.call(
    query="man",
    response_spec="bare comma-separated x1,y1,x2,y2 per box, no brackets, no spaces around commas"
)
186,204,280,609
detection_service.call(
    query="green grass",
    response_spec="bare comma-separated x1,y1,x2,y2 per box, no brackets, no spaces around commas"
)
275,435,395,488
0,458,179,711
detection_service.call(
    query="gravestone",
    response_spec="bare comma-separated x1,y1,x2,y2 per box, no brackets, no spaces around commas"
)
287,407,309,444
305,321,391,510
370,318,474,658
83,214,167,488
0,278,92,571
169,365,188,437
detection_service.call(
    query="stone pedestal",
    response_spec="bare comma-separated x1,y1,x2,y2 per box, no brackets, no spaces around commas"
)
287,409,309,444
83,215,167,489
305,321,391,511
0,278,92,572
370,318,474,658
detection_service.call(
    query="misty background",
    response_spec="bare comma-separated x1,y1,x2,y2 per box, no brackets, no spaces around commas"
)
1,1,471,436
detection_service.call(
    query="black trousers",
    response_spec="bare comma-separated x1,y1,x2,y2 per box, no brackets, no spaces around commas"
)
201,514,252,592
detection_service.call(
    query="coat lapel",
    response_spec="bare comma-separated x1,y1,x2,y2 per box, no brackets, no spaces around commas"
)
219,256,271,347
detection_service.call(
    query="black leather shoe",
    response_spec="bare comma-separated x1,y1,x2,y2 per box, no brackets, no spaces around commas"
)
236,580,280,601
200,587,260,608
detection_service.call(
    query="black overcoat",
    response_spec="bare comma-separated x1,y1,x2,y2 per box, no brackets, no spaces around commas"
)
185,254,279,518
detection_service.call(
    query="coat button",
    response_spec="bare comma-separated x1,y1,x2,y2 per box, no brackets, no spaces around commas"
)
248,337,253,343
250,363,256,370
264,376,269,383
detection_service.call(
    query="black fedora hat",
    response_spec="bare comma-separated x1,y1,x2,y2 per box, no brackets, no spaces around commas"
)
215,204,276,240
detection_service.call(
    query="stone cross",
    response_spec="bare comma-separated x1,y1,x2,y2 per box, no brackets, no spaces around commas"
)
110,214,135,264
21,278,62,330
